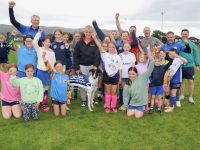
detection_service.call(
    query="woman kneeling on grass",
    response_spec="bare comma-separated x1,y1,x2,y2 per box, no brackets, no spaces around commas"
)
0,64,21,119
121,60,154,118
50,61,69,116
10,64,43,121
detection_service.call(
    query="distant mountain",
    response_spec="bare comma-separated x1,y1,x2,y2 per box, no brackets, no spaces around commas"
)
0,24,82,34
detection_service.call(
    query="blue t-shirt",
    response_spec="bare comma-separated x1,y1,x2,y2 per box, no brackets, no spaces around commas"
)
50,73,69,102
17,45,37,72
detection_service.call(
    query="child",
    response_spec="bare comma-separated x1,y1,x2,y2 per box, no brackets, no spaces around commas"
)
51,29,71,73
119,42,136,105
149,54,172,113
135,53,149,74
70,32,81,99
93,34,122,113
17,35,37,78
32,30,56,112
97,42,108,102
165,49,188,112
10,64,43,121
121,60,154,118
0,64,21,119
0,31,17,70
50,61,69,116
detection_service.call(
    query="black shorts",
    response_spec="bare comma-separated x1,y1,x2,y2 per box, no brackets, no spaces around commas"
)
182,67,194,80
52,99,66,105
170,83,181,89
1,100,20,106
0,57,8,64
103,72,119,85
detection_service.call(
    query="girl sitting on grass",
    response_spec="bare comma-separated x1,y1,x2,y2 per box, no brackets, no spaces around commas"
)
0,64,21,119
121,59,154,118
10,64,43,121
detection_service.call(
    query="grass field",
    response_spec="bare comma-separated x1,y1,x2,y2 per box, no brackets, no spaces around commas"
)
0,50,200,150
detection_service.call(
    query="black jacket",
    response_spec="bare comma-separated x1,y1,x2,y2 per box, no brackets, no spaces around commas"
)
74,39,100,70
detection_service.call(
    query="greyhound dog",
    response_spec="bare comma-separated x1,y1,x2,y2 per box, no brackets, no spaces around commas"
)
69,69,98,111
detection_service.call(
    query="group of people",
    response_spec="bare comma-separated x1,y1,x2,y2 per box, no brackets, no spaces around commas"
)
0,1,199,120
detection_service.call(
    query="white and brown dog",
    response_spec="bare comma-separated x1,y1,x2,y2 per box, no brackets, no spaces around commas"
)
69,69,98,111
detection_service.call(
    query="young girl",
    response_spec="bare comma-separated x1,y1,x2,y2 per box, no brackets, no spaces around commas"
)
119,42,136,105
10,64,43,121
51,29,71,74
32,29,56,112
50,61,69,116
17,35,37,78
70,31,81,99
0,64,21,119
93,34,122,113
121,60,154,118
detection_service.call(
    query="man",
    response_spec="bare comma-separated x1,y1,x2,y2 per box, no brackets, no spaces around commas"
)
9,1,45,46
140,26,163,53
179,29,200,104
161,31,191,108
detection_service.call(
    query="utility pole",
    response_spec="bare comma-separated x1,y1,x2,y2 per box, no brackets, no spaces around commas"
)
161,11,165,42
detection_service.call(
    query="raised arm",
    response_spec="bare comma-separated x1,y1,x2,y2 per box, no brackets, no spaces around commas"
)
115,13,123,34
92,20,105,42
32,30,42,52
92,33,105,52
9,1,21,30
130,31,138,48
142,60,155,79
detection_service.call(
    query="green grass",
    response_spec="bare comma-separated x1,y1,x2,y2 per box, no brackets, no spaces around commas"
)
0,48,200,150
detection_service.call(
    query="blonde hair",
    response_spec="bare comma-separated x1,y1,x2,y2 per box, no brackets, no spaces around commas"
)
84,25,93,32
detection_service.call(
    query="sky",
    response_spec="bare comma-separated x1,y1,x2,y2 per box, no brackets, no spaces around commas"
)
1,0,200,38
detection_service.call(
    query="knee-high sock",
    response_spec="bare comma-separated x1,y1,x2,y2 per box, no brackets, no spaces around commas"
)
105,93,111,108
170,96,176,107
111,95,118,108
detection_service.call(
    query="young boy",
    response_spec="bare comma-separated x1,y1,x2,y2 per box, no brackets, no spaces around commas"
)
149,54,171,113
0,31,17,70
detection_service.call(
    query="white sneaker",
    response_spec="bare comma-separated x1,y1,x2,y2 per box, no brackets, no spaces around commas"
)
176,101,181,107
179,95,184,100
189,97,195,104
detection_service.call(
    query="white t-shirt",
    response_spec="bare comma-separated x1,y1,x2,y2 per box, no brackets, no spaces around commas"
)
170,57,183,77
119,52,136,78
101,52,122,77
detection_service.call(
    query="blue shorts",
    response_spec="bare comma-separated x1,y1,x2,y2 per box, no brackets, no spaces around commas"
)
17,70,37,78
182,67,194,80
151,86,164,95
1,100,20,106
37,69,50,85
128,105,145,112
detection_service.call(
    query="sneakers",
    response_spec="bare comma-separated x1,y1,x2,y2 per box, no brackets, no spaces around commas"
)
105,107,110,113
149,107,154,114
176,101,181,107
81,101,87,108
112,107,118,113
165,107,174,113
189,97,195,104
179,95,184,100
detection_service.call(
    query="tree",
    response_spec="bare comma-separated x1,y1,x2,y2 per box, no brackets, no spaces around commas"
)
152,30,167,43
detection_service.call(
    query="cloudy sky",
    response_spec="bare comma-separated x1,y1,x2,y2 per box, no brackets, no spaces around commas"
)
1,0,200,38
